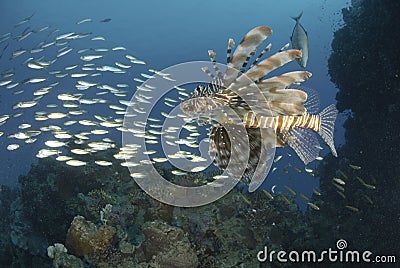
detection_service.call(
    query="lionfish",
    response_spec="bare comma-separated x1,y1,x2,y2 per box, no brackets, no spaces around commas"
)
180,25,338,184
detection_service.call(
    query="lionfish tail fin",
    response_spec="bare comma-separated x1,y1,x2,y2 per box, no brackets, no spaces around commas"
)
318,104,338,157
291,11,303,22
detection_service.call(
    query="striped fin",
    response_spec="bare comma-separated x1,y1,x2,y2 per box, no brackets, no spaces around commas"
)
223,26,273,85
226,38,235,63
261,88,307,116
278,43,290,52
239,49,302,83
228,86,307,117
280,127,321,164
291,85,320,114
208,50,223,79
248,128,276,192
209,125,231,171
209,124,255,179
224,71,310,117
241,49,256,72
201,66,216,80
257,71,312,91
250,43,271,68
318,104,338,157
209,124,277,183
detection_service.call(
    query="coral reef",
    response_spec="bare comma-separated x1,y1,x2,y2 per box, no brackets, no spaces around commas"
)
141,220,198,268
65,215,116,257
47,243,84,268
0,152,312,267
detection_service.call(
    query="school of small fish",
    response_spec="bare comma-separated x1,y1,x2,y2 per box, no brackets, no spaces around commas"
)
0,14,206,175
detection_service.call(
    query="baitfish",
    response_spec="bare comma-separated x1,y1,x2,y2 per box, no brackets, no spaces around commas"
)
100,18,112,23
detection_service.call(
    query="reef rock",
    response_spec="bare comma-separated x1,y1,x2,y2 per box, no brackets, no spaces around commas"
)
141,221,198,268
47,243,84,268
52,253,85,268
65,215,116,257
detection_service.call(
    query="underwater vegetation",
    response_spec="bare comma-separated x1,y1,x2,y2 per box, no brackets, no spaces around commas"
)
0,0,399,267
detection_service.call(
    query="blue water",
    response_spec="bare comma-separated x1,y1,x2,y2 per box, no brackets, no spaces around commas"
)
0,0,349,207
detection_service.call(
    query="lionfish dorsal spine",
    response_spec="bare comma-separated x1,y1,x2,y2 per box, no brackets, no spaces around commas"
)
238,49,302,84
223,26,273,85
208,50,223,79
226,38,235,64
249,43,271,69
240,49,256,73
201,66,216,80
278,43,290,52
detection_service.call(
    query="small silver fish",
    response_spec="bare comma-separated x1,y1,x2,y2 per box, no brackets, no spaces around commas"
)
66,160,87,166
76,18,92,24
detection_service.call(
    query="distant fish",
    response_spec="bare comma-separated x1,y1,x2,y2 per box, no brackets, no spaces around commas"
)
100,18,112,23
66,160,87,167
345,205,360,212
7,144,20,151
307,202,320,210
291,12,308,68
0,42,9,59
349,164,361,170
76,18,93,25
14,13,35,27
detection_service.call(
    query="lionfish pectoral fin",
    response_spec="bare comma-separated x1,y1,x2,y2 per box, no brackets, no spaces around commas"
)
248,131,275,192
210,124,276,185
318,104,338,157
209,124,252,179
281,127,320,165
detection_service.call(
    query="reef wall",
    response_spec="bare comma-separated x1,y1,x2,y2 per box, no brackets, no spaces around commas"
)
313,0,400,256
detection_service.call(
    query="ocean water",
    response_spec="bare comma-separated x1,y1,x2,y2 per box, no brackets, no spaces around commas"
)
4,0,398,267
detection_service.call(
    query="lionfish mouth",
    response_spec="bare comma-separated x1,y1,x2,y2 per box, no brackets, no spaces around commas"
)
180,96,221,117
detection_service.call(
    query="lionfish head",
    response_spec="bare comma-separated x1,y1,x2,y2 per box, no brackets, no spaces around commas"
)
180,84,225,118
